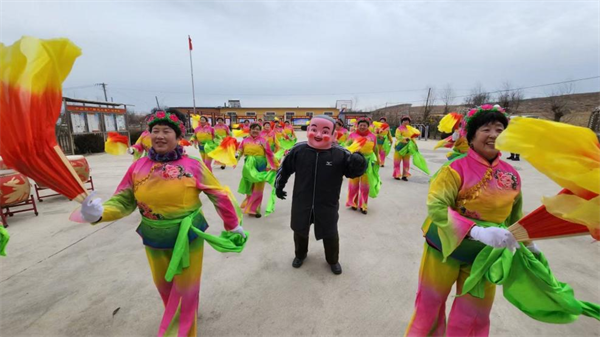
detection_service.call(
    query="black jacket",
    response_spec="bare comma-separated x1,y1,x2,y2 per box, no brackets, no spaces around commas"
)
275,142,367,240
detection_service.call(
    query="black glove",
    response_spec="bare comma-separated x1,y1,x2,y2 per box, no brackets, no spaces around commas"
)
345,152,367,178
276,189,287,200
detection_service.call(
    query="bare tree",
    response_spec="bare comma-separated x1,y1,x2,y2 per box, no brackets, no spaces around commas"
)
440,83,454,114
497,81,511,110
509,88,524,114
464,83,490,107
548,83,574,121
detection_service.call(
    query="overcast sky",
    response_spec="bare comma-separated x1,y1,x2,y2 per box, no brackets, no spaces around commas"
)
2,0,599,112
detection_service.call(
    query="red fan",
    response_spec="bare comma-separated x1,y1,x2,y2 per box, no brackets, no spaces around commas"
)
0,37,88,203
179,138,192,147
509,189,592,241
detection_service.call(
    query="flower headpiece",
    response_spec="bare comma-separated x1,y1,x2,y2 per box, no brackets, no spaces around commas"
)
465,104,507,133
356,117,370,126
147,110,186,135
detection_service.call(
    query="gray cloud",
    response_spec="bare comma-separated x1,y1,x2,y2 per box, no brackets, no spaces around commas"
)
2,1,598,112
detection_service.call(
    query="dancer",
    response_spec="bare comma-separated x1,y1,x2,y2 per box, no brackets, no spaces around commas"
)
405,105,522,337
393,116,420,180
344,118,381,214
190,116,216,171
279,120,297,150
375,117,393,167
335,119,349,144
77,109,246,337
237,123,279,218
214,117,232,169
261,121,284,161
275,115,366,274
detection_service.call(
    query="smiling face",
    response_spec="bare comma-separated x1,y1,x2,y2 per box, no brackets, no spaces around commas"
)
307,117,335,150
217,119,224,125
357,121,369,133
200,117,208,126
250,125,261,138
471,121,505,161
150,124,180,154
263,123,271,132
401,119,410,126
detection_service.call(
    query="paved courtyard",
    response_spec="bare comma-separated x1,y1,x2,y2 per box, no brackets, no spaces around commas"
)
1,132,598,337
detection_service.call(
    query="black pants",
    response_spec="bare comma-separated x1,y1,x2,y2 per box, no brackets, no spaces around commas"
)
294,232,339,265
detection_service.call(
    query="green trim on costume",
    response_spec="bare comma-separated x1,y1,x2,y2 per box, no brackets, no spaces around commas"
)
238,155,278,216
141,209,248,282
0,226,10,256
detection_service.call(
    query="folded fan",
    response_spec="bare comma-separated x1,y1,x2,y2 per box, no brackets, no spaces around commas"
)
437,112,462,133
509,189,592,241
346,137,367,153
0,36,88,202
105,132,129,155
497,117,599,240
207,136,238,166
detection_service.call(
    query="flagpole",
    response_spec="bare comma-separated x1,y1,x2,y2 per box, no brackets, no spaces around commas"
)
188,35,197,116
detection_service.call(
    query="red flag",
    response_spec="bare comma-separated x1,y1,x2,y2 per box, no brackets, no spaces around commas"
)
188,35,193,51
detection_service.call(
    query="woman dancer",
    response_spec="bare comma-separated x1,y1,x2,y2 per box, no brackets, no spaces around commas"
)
190,116,216,171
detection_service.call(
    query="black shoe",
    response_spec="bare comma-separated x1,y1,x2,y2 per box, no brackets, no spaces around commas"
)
514,156,520,161
394,177,400,180
351,206,358,211
507,156,514,160
292,257,304,268
401,177,408,181
360,209,367,215
221,165,226,170
380,165,384,167
330,263,342,275
255,213,262,218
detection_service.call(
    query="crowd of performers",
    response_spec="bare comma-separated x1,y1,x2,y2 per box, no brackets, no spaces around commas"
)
2,38,597,337
6,108,598,337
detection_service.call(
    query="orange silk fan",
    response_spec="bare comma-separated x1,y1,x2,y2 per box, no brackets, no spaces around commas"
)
0,37,88,202
509,189,593,241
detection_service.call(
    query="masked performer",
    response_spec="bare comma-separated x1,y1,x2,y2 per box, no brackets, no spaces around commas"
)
77,109,246,337
275,115,366,275
237,123,279,218
344,118,381,214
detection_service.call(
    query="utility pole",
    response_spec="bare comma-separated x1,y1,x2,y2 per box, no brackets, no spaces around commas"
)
96,82,108,101
423,87,432,119
155,96,161,110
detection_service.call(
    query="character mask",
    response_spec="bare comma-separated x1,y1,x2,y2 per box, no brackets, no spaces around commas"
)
307,117,335,150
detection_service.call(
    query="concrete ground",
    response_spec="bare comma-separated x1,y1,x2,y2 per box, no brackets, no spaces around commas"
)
1,132,599,337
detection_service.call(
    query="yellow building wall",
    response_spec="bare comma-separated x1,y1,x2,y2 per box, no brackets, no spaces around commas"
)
218,107,339,121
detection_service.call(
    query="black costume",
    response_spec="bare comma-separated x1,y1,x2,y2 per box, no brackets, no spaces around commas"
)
275,142,367,265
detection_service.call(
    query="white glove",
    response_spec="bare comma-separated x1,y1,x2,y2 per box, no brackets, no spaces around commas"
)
127,147,135,155
81,192,104,223
469,226,519,250
451,131,460,141
229,225,246,238
526,242,541,255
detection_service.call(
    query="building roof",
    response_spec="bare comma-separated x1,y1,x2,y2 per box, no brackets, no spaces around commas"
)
63,97,130,106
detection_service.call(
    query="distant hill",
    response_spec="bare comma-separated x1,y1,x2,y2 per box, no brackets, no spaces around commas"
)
374,91,600,127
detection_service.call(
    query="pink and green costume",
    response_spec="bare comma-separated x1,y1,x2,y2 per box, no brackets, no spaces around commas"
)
190,125,217,171
394,125,429,178
261,129,284,161
237,136,279,216
279,125,297,150
405,149,599,336
376,125,393,166
213,124,232,166
335,126,349,144
97,148,246,337
131,130,152,161
344,131,381,211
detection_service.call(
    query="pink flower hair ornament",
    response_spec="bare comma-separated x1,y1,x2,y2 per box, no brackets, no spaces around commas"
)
465,104,507,134
147,110,186,135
